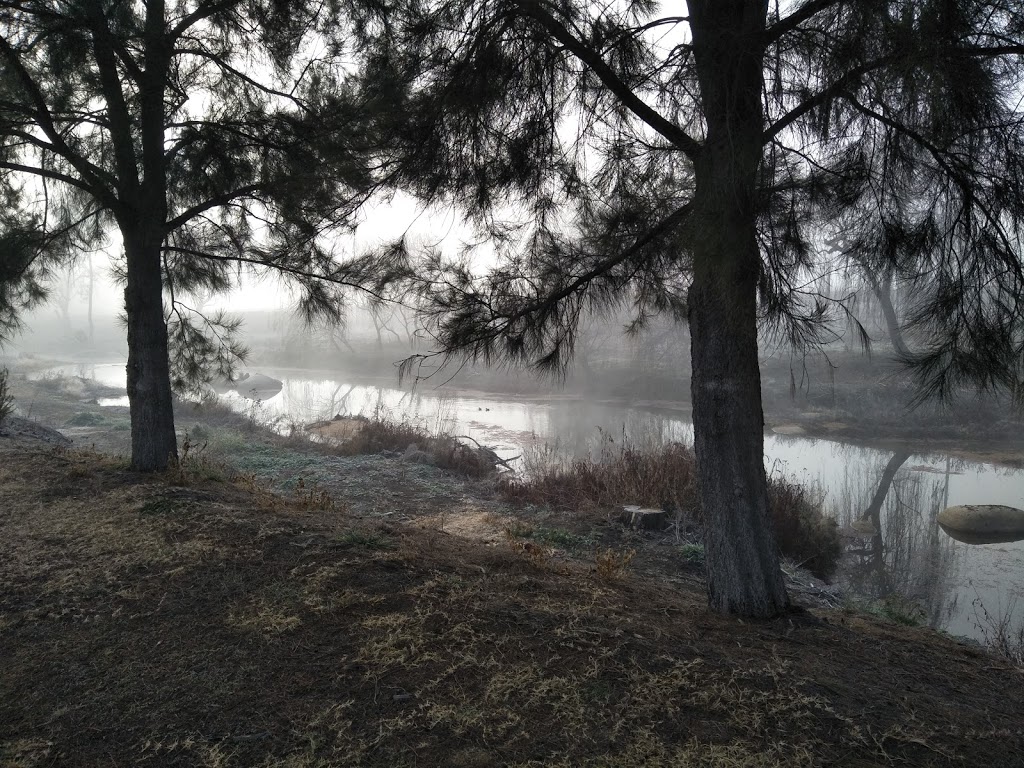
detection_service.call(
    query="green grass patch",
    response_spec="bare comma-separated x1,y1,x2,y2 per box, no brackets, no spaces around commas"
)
66,411,107,427
845,595,927,627
139,497,184,516
332,529,394,550
505,522,590,550
680,542,705,564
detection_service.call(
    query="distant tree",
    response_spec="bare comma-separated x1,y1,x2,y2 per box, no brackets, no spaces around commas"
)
382,0,1024,616
0,0,400,469
824,234,910,357
51,262,77,337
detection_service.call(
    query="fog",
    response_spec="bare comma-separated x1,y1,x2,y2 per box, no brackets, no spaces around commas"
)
4,240,1024,647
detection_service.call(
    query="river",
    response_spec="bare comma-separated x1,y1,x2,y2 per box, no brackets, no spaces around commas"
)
46,361,1024,644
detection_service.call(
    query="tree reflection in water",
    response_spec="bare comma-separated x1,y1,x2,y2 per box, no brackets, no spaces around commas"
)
835,451,963,629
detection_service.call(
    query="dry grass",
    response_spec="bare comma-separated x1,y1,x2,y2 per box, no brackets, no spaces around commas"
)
306,414,500,477
499,431,696,513
2,442,1023,767
973,595,1024,667
765,476,842,580
594,547,636,580
500,433,843,580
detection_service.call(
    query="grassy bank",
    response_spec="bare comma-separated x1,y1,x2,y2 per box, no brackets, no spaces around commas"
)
2,438,1023,767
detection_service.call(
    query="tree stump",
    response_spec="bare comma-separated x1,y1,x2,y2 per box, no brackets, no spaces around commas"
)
620,506,669,531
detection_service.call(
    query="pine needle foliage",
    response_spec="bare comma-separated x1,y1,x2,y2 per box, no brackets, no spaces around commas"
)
0,0,408,388
378,0,1024,401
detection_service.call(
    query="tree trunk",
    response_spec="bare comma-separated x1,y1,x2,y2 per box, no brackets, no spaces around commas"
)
869,276,910,357
123,225,177,471
120,0,174,470
688,0,789,617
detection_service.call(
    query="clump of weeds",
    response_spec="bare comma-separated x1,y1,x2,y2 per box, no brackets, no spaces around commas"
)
594,547,636,581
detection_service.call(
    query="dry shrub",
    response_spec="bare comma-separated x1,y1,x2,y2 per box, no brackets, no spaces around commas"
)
973,596,1024,667
168,431,229,486
503,526,554,569
767,476,842,581
293,477,348,513
333,415,419,453
498,431,696,512
594,547,636,580
318,415,499,478
501,432,842,581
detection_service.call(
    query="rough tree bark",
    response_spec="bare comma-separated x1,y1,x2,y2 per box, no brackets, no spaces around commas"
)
123,224,177,471
118,0,177,471
688,0,789,617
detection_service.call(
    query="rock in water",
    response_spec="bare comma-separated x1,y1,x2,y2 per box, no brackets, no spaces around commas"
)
233,372,283,400
937,504,1024,545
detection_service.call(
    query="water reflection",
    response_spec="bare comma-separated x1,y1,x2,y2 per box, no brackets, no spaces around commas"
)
839,451,962,629
939,526,1024,545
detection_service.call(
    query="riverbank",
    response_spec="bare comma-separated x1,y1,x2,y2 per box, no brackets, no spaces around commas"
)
6,351,1024,468
2,431,1023,767
3,359,1024,641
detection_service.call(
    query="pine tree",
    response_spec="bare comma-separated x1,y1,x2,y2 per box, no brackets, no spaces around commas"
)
380,0,1024,616
0,0,401,469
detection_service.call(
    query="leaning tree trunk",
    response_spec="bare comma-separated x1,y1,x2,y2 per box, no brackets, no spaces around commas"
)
123,224,177,471
688,0,789,617
868,276,910,357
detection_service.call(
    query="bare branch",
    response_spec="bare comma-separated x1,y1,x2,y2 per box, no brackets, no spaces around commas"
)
514,0,703,160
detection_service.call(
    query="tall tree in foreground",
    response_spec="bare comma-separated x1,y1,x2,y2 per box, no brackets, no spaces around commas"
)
382,0,1024,616
0,0,396,469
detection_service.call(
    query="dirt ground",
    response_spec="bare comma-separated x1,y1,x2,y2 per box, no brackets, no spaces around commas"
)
2,428,1023,767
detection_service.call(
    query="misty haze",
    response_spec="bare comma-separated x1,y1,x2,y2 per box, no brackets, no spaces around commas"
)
2,1,1024,766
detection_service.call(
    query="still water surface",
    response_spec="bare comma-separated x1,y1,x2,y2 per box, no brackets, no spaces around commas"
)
55,362,1024,643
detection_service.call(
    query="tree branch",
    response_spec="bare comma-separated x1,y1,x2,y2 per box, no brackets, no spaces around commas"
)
435,201,693,350
0,35,120,207
173,46,313,113
165,184,264,232
764,55,896,141
162,246,395,304
513,0,702,160
764,0,842,45
843,92,1024,283
87,5,141,198
169,0,239,42
0,160,95,194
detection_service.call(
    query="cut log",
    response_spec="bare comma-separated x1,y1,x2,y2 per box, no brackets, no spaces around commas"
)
620,505,669,531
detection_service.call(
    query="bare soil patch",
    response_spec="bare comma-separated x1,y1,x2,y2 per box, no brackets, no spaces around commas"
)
2,440,1023,767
